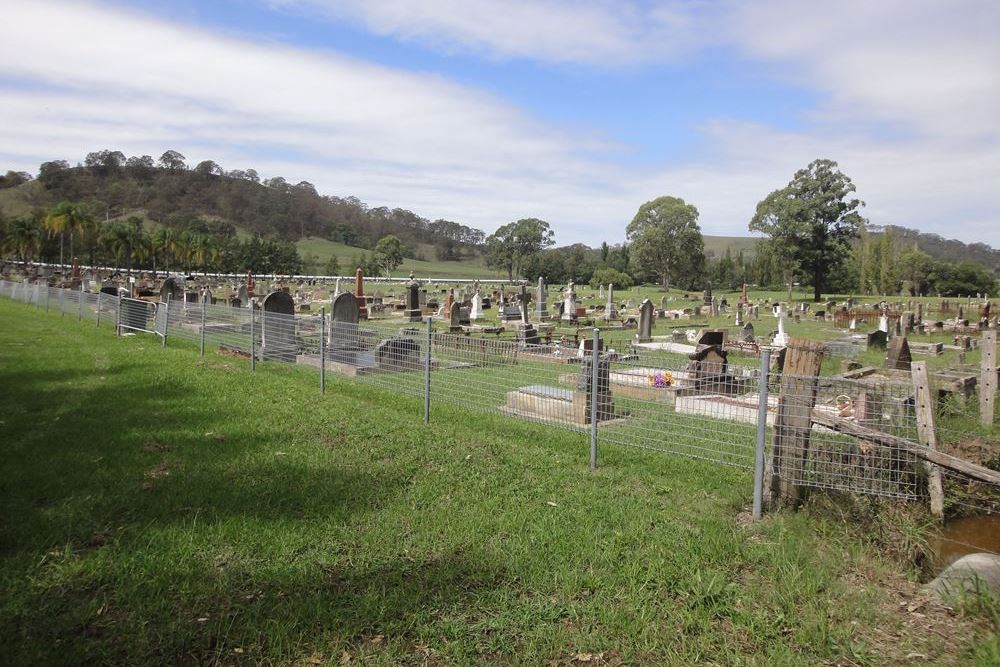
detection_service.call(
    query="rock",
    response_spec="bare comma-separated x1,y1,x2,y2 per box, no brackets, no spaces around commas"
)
924,553,1000,600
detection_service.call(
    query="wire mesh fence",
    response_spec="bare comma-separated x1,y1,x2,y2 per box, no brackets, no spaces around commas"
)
2,279,998,522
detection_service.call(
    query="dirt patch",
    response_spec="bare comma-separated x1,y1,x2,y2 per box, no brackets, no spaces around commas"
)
142,440,170,452
840,566,994,666
939,437,1000,470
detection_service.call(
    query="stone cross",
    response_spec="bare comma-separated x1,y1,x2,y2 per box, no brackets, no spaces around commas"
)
774,305,789,346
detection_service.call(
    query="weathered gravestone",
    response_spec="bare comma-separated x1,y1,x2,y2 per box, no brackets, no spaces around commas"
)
374,337,422,372
741,321,755,343
450,301,463,332
867,329,888,350
637,299,654,342
329,292,361,357
536,277,549,320
404,273,422,322
885,336,912,371
577,354,614,422
160,277,183,303
260,291,296,361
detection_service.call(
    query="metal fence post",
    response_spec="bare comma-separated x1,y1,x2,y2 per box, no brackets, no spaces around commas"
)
96,292,102,328
319,307,326,394
590,328,600,471
424,317,432,424
59,288,64,316
752,348,772,519
115,294,121,335
250,302,256,372
162,295,170,348
45,287,50,314
78,284,84,321
200,301,207,357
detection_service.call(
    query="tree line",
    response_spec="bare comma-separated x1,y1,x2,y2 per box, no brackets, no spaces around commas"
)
1,204,302,275
482,159,997,298
1,149,486,262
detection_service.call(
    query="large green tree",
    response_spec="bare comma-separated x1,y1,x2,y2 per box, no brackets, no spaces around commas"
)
373,234,405,276
485,218,554,281
626,196,705,289
749,159,865,302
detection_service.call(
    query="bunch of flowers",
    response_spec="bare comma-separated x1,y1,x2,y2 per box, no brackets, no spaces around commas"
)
648,371,673,388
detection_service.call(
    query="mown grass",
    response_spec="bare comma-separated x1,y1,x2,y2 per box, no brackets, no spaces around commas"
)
1,298,996,665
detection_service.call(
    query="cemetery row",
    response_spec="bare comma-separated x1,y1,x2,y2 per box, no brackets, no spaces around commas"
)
2,265,998,520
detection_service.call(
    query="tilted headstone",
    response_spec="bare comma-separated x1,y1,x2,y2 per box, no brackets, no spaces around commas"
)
449,300,462,331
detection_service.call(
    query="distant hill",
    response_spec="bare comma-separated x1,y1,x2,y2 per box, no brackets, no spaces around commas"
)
0,154,486,263
872,224,1000,273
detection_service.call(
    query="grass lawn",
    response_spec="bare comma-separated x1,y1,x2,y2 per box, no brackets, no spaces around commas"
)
295,237,503,280
1,298,997,665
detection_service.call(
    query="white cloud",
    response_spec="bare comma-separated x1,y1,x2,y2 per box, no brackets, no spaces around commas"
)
0,0,998,248
270,0,715,66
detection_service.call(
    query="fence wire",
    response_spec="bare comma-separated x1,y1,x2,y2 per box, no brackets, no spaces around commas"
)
2,280,998,513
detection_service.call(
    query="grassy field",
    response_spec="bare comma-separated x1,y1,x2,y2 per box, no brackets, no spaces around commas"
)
1,299,997,665
295,237,502,279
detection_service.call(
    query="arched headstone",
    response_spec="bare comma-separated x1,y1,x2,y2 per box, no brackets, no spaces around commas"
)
160,277,183,303
260,290,296,361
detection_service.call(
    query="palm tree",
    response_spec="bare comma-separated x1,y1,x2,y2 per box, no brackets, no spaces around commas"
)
151,228,177,275
44,201,94,265
7,217,42,266
192,234,220,272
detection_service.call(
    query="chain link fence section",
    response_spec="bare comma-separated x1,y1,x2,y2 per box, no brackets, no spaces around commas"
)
2,280,998,515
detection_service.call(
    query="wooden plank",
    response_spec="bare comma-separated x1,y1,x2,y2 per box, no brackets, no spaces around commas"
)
809,412,1000,485
765,337,825,509
981,330,997,426
912,362,945,518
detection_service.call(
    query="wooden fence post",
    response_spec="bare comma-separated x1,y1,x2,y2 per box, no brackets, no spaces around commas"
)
981,331,997,426
912,361,945,518
765,337,825,509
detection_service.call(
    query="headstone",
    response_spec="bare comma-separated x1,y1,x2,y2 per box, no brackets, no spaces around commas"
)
886,336,912,371
333,277,341,297
741,322,755,343
160,277,183,303
867,329,888,350
375,337,421,372
773,306,789,346
518,285,531,325
260,291,296,361
703,285,712,306
449,301,462,331
878,314,889,333
605,284,617,321
536,277,549,320
355,268,368,320
637,299,653,342
236,285,249,307
201,288,213,304
518,324,540,346
470,290,484,320
577,354,613,422
404,272,422,322
561,281,577,321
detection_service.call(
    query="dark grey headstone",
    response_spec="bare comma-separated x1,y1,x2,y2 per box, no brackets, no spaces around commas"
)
375,337,422,372
332,292,359,324
160,277,183,302
866,329,888,350
638,299,654,342
260,291,296,361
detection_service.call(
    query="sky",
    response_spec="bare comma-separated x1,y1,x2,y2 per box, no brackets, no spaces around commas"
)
1,0,998,247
